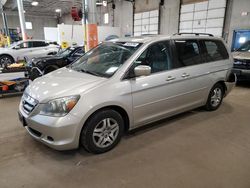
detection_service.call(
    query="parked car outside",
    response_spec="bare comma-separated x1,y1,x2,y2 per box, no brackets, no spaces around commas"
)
0,40,59,68
26,46,85,80
18,34,236,154
232,40,250,80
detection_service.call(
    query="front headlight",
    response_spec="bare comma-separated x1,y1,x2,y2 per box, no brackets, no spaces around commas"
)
39,95,80,117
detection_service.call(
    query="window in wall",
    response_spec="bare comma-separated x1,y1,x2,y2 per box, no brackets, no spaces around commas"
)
104,13,109,24
25,22,33,30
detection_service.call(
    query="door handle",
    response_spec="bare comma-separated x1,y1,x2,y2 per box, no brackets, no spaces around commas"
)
181,73,190,78
166,76,176,81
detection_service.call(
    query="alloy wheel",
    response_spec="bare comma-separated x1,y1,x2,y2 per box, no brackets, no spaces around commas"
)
92,118,120,148
211,88,222,107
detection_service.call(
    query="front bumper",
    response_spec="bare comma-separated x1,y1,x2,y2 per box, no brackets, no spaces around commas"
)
232,68,250,80
18,103,81,150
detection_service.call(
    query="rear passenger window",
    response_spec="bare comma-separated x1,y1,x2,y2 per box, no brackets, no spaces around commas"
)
175,40,202,67
33,41,46,47
202,40,229,62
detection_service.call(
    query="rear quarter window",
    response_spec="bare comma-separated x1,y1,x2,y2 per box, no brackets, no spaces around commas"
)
202,40,229,62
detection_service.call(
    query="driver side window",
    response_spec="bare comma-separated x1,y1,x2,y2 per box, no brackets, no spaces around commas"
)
131,41,171,77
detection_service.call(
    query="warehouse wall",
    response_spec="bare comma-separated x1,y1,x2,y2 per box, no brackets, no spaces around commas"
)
113,0,133,37
134,0,180,35
0,12,57,40
225,0,250,48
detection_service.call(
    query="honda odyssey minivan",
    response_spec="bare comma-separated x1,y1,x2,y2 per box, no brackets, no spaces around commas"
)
18,34,236,154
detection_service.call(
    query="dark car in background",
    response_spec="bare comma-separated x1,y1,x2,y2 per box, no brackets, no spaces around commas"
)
232,41,250,81
26,46,85,80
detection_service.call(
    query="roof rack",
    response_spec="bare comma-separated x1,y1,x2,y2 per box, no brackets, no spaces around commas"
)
174,33,214,37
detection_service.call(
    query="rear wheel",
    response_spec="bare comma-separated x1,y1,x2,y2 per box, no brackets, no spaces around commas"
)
81,109,124,154
205,83,224,111
0,55,14,68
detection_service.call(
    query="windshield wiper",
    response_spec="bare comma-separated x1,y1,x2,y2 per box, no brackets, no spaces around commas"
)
80,69,103,77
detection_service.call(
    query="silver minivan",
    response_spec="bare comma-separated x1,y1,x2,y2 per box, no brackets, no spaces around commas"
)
18,34,236,153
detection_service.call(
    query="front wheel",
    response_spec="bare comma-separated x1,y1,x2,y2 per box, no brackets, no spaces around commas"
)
205,83,224,111
0,55,14,68
81,109,124,154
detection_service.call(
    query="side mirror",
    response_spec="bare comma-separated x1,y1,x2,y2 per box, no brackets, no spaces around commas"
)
134,65,151,77
14,46,21,50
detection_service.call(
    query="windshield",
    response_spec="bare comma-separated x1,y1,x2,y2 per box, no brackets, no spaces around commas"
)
237,41,250,52
57,47,75,57
68,42,142,78
9,41,22,49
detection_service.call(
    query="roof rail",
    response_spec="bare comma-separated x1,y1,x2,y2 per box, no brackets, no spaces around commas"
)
174,33,214,37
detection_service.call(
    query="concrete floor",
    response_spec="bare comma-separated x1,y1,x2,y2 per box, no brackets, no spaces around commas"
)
0,84,250,188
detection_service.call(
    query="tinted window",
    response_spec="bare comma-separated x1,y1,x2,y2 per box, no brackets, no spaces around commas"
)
18,42,33,48
33,41,46,47
202,40,229,62
175,40,202,67
133,41,171,74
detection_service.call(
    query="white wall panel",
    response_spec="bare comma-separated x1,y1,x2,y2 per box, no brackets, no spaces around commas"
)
134,26,142,32
206,28,223,36
208,0,226,9
180,12,194,21
207,8,225,18
134,13,142,20
134,19,141,26
194,11,207,20
193,28,206,33
142,18,149,25
180,29,193,33
142,12,150,18
193,20,206,28
206,18,224,28
195,2,208,11
181,4,194,13
149,24,158,31
150,10,159,17
150,17,158,24
180,21,193,29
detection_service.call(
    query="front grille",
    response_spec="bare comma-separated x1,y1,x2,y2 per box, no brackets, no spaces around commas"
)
22,93,38,114
234,59,250,70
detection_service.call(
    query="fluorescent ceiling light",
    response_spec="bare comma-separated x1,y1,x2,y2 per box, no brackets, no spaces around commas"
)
31,1,39,6
55,9,61,13
96,2,102,5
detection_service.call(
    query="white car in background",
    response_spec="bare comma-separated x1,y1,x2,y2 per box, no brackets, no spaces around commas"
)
0,40,59,68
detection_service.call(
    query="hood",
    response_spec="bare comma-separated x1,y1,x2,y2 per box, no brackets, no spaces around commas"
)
25,67,107,102
32,55,63,63
232,51,250,60
0,47,12,53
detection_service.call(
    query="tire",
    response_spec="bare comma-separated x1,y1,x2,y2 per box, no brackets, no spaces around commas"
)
81,109,124,154
0,55,14,68
205,83,224,111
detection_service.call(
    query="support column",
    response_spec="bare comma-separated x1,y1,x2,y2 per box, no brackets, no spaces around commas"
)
17,0,27,41
82,0,98,51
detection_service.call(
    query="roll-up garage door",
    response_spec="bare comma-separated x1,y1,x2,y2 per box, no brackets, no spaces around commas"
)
179,0,227,37
134,10,159,36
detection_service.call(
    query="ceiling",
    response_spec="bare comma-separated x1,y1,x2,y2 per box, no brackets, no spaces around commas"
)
3,0,83,17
